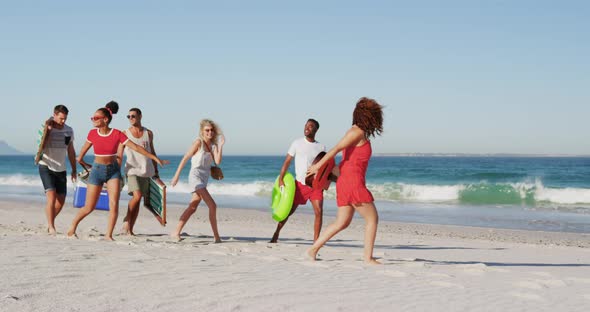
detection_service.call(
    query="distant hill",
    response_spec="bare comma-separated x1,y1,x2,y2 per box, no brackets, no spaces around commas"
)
0,140,24,155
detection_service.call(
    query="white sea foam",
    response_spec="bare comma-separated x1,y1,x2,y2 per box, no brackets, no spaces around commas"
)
400,183,465,202
0,174,42,187
1,174,589,205
535,184,590,204
166,181,274,197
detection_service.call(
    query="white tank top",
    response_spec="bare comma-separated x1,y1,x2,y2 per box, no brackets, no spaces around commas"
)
124,127,155,177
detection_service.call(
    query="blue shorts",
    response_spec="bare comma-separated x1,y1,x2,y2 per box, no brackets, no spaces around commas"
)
87,162,122,186
39,165,67,195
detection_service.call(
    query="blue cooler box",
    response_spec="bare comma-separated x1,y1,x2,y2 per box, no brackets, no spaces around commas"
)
73,182,109,211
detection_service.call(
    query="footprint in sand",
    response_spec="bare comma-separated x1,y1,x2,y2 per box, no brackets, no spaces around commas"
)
341,264,365,270
430,281,464,289
455,263,488,275
536,279,567,288
567,277,590,284
516,279,567,289
206,251,230,256
380,270,408,278
258,255,285,262
3,295,20,301
515,281,544,290
114,241,136,246
421,272,452,278
299,261,330,268
530,271,552,277
510,292,544,301
405,262,426,268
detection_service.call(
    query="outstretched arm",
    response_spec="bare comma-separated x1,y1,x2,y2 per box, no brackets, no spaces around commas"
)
148,130,160,177
124,140,168,167
213,134,225,165
171,139,201,186
307,125,365,176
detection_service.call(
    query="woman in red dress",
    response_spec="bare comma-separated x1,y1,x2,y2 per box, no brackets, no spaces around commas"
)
306,97,384,264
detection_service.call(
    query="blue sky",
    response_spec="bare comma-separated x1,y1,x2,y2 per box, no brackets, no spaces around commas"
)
1,1,588,155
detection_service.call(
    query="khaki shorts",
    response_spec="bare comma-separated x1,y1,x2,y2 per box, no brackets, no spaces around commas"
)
127,175,150,197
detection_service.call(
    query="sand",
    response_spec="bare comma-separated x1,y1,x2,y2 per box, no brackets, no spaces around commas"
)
0,198,589,312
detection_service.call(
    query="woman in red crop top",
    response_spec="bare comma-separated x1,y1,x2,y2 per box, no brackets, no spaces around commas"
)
306,97,384,265
67,102,168,241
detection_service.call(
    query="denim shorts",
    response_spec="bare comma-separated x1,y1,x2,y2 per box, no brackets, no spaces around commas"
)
39,165,67,195
87,162,122,186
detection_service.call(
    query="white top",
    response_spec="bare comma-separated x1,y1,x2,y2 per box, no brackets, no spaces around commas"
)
39,124,74,172
123,127,155,178
287,137,326,184
189,140,215,189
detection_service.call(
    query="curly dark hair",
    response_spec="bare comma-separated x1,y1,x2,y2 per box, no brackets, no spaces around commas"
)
97,101,119,125
352,97,383,138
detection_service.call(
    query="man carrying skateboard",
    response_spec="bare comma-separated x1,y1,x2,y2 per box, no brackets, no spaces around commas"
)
38,105,76,235
117,108,161,235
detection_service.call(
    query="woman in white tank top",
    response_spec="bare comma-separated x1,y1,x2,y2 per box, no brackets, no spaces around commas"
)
170,119,225,242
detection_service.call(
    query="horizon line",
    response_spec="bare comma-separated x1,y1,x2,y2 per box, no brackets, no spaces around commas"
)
2,152,590,158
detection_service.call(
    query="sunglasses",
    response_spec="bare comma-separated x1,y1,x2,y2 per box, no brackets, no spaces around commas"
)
90,116,104,121
126,115,138,119
204,128,214,132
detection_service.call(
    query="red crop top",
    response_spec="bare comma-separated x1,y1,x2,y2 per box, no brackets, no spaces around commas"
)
86,128,129,156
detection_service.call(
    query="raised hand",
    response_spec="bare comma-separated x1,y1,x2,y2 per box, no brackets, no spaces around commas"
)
45,117,54,131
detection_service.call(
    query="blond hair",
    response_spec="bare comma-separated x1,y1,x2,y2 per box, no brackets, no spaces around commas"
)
199,119,222,145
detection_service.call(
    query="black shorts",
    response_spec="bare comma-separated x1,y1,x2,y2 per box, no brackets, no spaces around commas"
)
39,165,67,195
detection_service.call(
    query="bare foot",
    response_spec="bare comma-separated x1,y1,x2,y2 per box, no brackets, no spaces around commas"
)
48,227,57,236
269,238,278,243
214,238,222,244
104,236,115,241
120,222,131,235
67,231,78,239
364,258,382,265
170,233,181,242
305,248,317,261
120,229,135,236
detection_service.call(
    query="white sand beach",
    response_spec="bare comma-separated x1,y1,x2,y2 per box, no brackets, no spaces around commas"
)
1,199,589,312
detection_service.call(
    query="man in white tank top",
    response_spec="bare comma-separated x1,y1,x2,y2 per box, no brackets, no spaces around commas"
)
117,108,160,235
270,119,326,243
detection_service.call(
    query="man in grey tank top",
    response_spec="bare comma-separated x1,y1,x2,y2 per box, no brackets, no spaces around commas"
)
117,108,160,235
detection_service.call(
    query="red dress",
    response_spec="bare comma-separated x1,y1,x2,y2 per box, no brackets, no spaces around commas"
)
336,141,374,206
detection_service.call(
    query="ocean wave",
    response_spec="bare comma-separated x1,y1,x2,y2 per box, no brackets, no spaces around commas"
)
1,174,589,206
167,181,590,205
0,174,42,187
167,181,274,197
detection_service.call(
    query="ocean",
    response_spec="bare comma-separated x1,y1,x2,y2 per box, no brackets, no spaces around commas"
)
1,155,590,233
